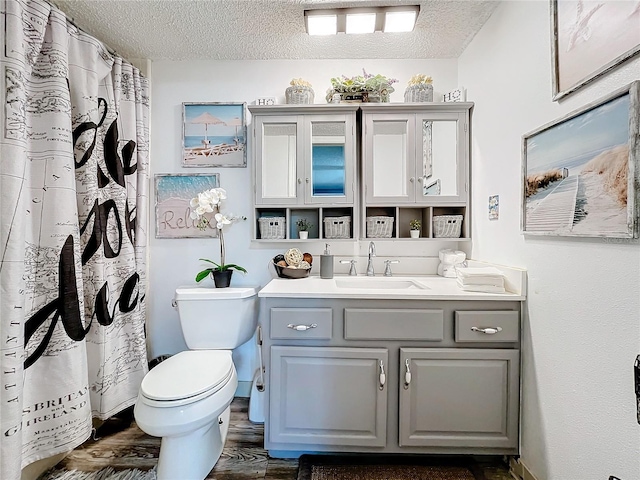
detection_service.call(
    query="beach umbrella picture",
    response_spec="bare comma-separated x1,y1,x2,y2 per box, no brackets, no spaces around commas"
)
190,112,224,144
225,117,243,143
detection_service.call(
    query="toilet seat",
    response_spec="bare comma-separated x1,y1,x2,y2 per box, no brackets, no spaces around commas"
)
140,350,234,408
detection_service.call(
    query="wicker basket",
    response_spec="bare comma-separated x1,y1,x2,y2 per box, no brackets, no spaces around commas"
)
258,217,286,239
285,86,314,104
433,215,463,238
366,216,394,238
323,216,351,239
404,84,434,102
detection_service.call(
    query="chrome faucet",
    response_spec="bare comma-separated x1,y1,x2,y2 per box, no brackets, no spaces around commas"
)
384,260,400,277
366,242,376,276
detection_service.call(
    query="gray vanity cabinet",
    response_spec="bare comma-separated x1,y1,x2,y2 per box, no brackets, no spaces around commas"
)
269,346,388,447
399,348,520,449
260,297,522,457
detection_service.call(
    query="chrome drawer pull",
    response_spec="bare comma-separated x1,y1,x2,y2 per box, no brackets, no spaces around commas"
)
379,360,386,390
471,326,503,335
287,323,318,331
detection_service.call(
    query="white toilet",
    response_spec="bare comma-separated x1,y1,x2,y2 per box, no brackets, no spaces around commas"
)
134,286,258,480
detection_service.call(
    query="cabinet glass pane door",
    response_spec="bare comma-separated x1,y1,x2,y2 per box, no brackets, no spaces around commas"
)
372,120,409,199
261,123,297,200
420,120,458,198
311,121,346,198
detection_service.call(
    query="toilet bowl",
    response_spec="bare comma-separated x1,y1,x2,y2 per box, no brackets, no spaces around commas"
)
134,287,258,480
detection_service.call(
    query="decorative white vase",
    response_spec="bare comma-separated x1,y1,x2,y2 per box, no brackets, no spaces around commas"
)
299,231,309,239
410,230,420,238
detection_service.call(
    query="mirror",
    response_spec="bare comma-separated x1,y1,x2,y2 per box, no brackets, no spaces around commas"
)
262,123,297,199
372,120,408,197
421,120,458,197
311,121,346,197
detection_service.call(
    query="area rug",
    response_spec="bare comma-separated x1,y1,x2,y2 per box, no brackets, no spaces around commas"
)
297,454,487,480
40,467,156,480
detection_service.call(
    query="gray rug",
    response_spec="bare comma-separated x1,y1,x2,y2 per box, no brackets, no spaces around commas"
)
297,455,486,480
40,467,156,480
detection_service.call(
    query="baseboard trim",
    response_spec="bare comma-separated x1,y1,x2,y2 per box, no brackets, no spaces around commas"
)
510,457,540,480
235,380,252,398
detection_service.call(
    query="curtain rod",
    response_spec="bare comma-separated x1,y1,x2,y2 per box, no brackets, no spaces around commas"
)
47,0,124,60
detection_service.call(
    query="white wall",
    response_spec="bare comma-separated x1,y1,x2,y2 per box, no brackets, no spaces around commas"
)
149,59,459,379
459,2,640,479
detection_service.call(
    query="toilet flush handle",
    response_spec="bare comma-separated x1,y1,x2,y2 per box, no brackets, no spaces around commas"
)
171,299,177,308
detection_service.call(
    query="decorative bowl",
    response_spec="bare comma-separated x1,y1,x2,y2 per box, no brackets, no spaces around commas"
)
273,262,311,279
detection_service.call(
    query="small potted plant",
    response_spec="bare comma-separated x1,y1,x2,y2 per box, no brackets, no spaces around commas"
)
404,74,434,102
296,218,313,239
286,78,314,104
409,219,421,238
325,69,398,103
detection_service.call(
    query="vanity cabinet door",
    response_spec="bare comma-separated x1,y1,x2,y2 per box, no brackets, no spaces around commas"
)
399,348,519,450
270,346,388,447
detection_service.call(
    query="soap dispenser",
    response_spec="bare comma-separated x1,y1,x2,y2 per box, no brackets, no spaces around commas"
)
320,243,334,279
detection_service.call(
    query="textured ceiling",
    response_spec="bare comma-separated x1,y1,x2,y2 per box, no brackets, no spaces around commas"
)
53,0,500,61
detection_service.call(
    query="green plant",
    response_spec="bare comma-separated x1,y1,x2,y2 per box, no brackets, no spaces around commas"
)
410,219,421,230
296,218,313,231
325,69,398,102
189,187,248,281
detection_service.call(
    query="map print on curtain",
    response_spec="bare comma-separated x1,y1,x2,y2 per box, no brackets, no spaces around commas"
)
0,1,149,478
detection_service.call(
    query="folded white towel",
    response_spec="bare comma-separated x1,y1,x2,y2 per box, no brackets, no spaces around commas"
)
456,280,505,293
456,266,504,278
457,275,504,287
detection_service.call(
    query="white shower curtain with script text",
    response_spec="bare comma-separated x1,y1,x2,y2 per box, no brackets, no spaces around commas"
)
0,1,149,478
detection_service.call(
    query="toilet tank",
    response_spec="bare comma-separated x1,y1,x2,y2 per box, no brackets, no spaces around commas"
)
174,286,258,349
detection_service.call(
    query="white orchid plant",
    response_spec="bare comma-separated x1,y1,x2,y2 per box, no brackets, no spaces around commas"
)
189,187,247,281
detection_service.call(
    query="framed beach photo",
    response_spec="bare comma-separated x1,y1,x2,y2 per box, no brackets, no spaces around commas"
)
551,0,640,100
155,173,220,238
182,102,247,167
522,81,639,238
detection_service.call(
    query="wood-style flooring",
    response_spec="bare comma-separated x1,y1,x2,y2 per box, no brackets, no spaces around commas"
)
55,397,513,480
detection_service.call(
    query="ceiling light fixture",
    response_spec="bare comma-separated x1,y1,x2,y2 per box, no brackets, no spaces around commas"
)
304,5,420,36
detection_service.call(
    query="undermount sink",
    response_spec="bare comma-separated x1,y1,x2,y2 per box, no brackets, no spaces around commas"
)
334,277,428,290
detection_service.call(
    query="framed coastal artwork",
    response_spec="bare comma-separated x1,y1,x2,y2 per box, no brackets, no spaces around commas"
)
155,173,220,238
551,0,640,100
522,81,639,238
182,102,247,167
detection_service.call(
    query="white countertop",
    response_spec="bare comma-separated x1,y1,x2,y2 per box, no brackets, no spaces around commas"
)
258,275,526,301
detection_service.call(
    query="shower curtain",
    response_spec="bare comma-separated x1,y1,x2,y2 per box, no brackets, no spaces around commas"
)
0,1,149,478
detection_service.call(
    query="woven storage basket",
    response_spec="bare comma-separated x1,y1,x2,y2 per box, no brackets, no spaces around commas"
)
258,217,286,239
366,216,394,238
323,216,351,239
285,86,314,104
433,215,463,238
404,84,434,102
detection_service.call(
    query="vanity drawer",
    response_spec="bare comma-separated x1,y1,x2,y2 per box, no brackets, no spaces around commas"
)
455,311,519,343
270,308,333,340
344,308,444,341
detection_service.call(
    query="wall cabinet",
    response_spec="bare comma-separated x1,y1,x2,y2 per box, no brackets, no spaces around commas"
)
259,297,521,457
250,102,473,242
361,103,472,240
249,104,358,241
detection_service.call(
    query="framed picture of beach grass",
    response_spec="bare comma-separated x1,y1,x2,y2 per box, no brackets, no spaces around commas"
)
551,0,640,100
155,173,220,238
522,81,639,238
182,102,247,167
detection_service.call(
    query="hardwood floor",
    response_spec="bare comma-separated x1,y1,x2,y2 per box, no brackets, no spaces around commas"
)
55,397,512,480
